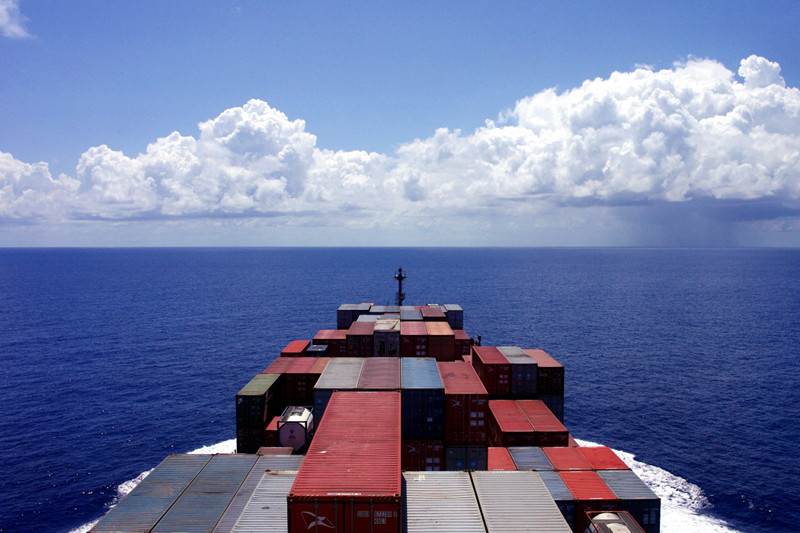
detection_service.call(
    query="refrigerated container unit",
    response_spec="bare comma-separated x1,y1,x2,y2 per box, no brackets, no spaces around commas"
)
400,321,428,358
471,346,511,396
402,471,485,533
488,399,537,447
312,357,364,422
281,340,310,357
400,357,445,440
374,317,401,357
287,391,402,533
401,439,445,471
471,471,572,532
498,345,538,396
597,469,661,533
517,399,570,446
487,447,517,470
346,320,374,357
426,321,456,361
437,361,488,445
442,304,464,330
559,471,619,533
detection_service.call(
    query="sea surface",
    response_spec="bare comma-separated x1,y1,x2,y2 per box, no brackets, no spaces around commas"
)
0,247,797,533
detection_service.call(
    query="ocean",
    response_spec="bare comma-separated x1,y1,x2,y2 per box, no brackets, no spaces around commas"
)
0,247,797,533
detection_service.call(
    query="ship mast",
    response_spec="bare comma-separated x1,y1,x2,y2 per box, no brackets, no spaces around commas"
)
394,267,406,306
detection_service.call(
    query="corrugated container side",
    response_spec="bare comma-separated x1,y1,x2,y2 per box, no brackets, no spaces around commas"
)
507,446,555,471
400,358,445,440
400,321,428,358
420,306,447,321
577,446,630,470
487,447,517,470
152,454,258,533
346,320,374,358
437,361,488,445
315,329,348,357
543,446,593,471
374,318,401,357
262,358,294,374
425,321,455,361
498,346,538,396
237,374,282,453
516,399,569,447
313,358,364,421
597,470,661,533
453,329,472,357
559,471,618,533
264,416,279,447
358,357,401,390
281,340,310,357
488,400,536,447
401,440,445,471
442,304,464,330
283,356,319,405
471,471,572,533
539,471,578,531
231,471,298,533
288,391,402,533
400,309,423,321
91,454,212,533
524,349,565,395
471,346,511,396
309,357,330,375
540,394,565,422
445,445,488,471
402,471,484,533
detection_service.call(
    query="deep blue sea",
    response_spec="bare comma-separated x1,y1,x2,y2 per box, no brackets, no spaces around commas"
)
0,248,798,533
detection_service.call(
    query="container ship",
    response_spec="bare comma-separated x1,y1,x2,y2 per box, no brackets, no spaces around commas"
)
91,270,660,533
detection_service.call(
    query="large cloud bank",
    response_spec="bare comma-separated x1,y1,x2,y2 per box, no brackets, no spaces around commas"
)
2,55,799,240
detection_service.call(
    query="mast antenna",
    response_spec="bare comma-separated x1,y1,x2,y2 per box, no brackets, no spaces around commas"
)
394,267,407,306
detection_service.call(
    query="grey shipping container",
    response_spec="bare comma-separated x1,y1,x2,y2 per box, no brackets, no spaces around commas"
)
442,304,464,330
508,446,556,471
598,469,661,533
445,445,488,471
92,454,213,532
403,471,485,532
401,308,423,321
471,471,571,533
498,346,538,396
232,470,298,533
337,303,371,329
539,470,578,531
313,357,364,421
401,358,445,440
152,454,258,533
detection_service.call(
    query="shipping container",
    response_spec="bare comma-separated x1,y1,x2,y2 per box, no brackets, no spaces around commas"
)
400,308,423,321
358,357,401,390
597,470,660,533
585,511,646,533
559,471,619,533
400,358,445,440
264,415,279,447
516,399,570,446
288,391,402,533
237,373,282,453
92,454,213,532
230,470,299,533
401,440,445,471
471,346,511,396
577,446,630,471
524,349,565,396
374,318,401,357
487,447,517,470
309,357,330,375
152,454,258,533
488,400,536,447
507,446,555,471
256,447,294,455
471,471,572,532
214,455,303,533
498,346,538,396
442,304,464,330
402,471,485,533
437,361,488,444
313,329,348,357
538,470,578,530
346,320,374,357
426,321,455,361
540,394,565,422
400,321,428,358
262,357,294,374
313,358,364,422
421,306,447,321
283,356,319,405
337,303,371,329
281,340,310,357
453,329,472,357
278,406,315,452
445,445,488,471
306,344,329,357
543,446,593,471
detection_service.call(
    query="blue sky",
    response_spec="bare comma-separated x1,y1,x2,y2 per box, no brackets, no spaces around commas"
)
1,1,799,246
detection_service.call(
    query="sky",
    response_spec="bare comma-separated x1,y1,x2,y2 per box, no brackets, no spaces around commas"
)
1,1,799,247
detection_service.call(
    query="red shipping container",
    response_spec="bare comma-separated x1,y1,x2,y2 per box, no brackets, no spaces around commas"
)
284,356,319,405
264,415,279,447
426,322,455,361
560,471,618,533
357,357,401,390
577,446,630,470
346,321,374,358
487,447,517,470
420,306,446,321
471,346,511,396
288,391,401,533
262,357,294,374
400,321,428,358
543,446,593,471
401,440,444,471
516,399,570,446
524,349,565,395
437,361,488,445
314,329,349,357
281,340,310,357
453,329,472,357
309,357,331,375
488,400,536,447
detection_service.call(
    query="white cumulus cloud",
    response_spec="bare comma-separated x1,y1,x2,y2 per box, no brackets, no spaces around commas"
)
0,0,31,39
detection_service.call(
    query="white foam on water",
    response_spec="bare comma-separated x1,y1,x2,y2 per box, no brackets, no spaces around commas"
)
575,438,743,533
66,439,236,533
